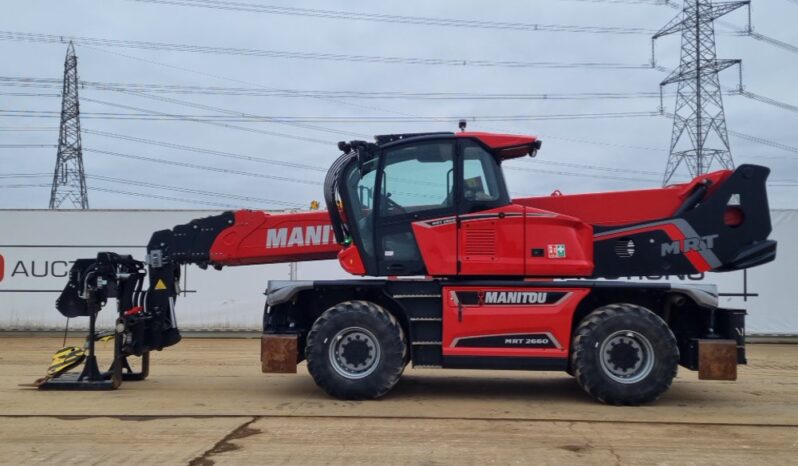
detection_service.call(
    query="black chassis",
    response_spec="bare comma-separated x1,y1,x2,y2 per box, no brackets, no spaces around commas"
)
263,278,746,371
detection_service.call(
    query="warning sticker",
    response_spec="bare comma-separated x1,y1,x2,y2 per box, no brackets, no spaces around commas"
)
547,244,567,259
155,279,167,290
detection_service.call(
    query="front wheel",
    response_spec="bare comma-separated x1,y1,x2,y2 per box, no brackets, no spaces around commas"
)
571,303,679,405
306,300,406,399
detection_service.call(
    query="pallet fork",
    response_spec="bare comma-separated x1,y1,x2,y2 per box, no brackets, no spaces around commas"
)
36,311,150,390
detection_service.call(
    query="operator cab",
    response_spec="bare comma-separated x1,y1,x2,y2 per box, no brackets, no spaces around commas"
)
326,132,541,276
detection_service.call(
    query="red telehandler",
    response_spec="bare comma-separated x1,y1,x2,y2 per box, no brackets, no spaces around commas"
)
43,131,776,405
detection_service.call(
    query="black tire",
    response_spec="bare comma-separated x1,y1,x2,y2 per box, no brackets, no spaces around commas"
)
306,300,406,400
571,303,679,405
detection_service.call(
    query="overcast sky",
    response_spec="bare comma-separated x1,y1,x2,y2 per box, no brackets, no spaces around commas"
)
1,0,796,210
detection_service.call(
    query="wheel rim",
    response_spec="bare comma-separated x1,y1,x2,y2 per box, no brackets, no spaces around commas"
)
599,330,655,384
328,327,381,380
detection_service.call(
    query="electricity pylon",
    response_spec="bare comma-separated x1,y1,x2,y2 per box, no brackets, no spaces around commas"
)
50,41,89,209
653,1,750,186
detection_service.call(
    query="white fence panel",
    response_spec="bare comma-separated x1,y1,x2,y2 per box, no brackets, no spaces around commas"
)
0,209,794,334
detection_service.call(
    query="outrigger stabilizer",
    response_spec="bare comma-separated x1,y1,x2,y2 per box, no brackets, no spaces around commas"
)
37,253,153,390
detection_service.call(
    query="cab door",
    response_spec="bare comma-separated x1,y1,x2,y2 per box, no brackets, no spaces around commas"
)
456,139,522,276
373,140,457,276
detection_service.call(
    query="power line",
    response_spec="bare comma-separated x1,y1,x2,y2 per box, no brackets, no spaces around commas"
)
87,174,305,207
9,109,795,165
539,133,663,152
657,111,798,159
84,148,325,185
508,164,660,183
0,91,60,97
87,185,261,209
120,0,798,56
83,127,672,180
79,44,442,118
0,76,63,87
0,173,52,178
84,146,675,188
78,45,685,153
4,109,795,162
126,0,659,34
0,183,51,189
1,75,678,101
745,31,798,56
83,128,327,172
3,43,792,178
0,172,307,208
6,75,798,114
0,108,663,122
0,31,663,70
88,81,673,100
739,90,798,114
78,97,336,145
728,130,798,156
522,159,662,177
0,126,57,131
108,88,366,137
84,127,673,181
559,0,673,4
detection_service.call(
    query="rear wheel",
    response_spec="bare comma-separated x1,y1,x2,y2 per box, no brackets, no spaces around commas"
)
571,303,679,405
306,300,406,399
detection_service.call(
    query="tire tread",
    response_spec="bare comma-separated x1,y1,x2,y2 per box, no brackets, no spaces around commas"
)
306,300,406,399
571,303,679,405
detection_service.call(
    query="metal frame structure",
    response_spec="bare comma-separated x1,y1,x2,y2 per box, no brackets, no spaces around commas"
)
49,42,89,209
653,1,751,186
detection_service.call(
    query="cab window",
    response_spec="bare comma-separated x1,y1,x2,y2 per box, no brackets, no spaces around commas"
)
345,157,378,258
380,142,455,217
462,140,501,203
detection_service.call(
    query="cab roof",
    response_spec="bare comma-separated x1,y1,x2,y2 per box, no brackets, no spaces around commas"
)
456,131,539,150
372,131,538,150
340,131,540,161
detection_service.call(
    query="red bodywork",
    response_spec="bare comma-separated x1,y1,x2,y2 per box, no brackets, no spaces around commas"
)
514,170,731,226
205,169,731,277
442,286,591,360
209,210,340,266
409,171,732,278
411,204,594,277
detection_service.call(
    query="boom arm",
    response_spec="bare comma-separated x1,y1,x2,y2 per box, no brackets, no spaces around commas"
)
149,209,339,268
57,208,341,355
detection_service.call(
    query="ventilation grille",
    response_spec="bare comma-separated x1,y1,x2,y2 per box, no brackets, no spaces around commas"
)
615,238,636,258
465,227,496,257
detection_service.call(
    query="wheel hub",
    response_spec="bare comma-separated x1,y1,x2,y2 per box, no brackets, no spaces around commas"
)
329,327,380,379
607,338,642,373
599,330,655,384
